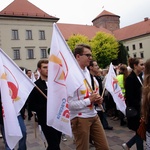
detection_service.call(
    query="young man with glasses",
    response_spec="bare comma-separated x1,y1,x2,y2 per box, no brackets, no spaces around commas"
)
68,44,109,150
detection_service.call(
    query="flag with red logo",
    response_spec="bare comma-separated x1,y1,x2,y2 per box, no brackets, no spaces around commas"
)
0,48,35,149
105,63,126,115
47,23,85,136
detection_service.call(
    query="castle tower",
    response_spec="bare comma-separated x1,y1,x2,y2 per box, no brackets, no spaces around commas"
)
92,10,120,32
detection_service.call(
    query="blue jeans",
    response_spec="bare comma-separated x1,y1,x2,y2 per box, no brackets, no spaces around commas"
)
126,133,143,150
1,115,27,150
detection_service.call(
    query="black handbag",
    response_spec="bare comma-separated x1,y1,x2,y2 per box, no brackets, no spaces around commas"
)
126,107,137,118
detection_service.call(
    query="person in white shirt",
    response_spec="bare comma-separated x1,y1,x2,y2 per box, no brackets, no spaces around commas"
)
68,44,109,150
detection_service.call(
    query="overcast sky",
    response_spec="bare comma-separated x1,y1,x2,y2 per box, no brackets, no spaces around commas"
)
0,0,149,28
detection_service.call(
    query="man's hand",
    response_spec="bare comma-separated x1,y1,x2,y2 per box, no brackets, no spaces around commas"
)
89,93,103,104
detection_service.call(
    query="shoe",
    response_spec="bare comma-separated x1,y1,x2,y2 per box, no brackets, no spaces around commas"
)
61,135,67,142
28,117,31,121
113,117,119,121
120,121,127,126
122,143,130,150
104,126,113,130
110,116,116,120
0,133,2,138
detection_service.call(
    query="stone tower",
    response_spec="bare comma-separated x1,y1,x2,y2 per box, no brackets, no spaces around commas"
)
92,10,120,32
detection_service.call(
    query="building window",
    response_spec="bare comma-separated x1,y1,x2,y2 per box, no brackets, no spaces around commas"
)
41,48,47,58
126,46,129,51
27,49,34,59
26,30,32,40
133,53,136,58
139,43,143,49
132,44,136,50
13,49,20,60
12,30,19,40
39,30,45,40
140,52,144,58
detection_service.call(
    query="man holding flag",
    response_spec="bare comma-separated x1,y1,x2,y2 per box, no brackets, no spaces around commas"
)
46,24,109,150
68,44,109,150
27,60,62,150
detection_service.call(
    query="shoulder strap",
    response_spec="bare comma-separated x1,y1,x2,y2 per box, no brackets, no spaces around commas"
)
90,74,95,90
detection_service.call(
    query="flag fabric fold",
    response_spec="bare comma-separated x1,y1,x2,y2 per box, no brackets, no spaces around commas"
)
105,63,126,115
0,48,35,149
47,23,85,136
0,48,35,114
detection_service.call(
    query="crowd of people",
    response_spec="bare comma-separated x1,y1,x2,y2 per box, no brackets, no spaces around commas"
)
0,43,150,150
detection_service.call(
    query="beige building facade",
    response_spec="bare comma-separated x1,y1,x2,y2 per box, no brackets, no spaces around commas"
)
0,17,55,71
0,0,59,71
123,34,150,60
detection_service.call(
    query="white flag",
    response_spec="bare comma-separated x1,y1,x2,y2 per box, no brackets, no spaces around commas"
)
105,63,126,115
47,23,85,136
0,48,35,149
0,55,22,149
0,48,35,114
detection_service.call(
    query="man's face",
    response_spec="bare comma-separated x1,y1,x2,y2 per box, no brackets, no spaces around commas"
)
38,63,48,78
91,61,99,73
77,48,92,69
27,71,32,78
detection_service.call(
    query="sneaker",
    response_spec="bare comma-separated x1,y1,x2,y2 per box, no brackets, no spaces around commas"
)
122,143,130,150
61,135,67,142
0,133,2,138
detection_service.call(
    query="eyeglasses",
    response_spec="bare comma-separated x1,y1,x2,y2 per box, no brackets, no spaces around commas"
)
80,54,92,58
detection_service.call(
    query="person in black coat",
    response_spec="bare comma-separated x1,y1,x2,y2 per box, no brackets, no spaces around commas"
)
88,60,113,130
122,57,145,150
27,60,62,150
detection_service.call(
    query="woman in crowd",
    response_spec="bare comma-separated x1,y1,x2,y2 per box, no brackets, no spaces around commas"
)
116,64,128,126
122,57,145,150
141,58,150,149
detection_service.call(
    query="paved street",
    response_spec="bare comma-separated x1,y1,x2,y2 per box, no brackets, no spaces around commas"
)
0,115,145,150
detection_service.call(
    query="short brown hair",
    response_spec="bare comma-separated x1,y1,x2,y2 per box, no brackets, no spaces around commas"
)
128,57,141,69
74,44,91,58
37,60,48,68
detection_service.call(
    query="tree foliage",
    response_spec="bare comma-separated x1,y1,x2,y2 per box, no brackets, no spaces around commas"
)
90,32,119,68
118,41,129,65
67,34,89,52
67,32,120,68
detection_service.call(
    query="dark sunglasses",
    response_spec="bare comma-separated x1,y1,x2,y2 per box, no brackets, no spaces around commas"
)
80,54,92,58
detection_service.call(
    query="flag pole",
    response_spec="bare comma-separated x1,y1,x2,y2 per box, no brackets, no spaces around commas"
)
35,86,47,99
55,23,104,112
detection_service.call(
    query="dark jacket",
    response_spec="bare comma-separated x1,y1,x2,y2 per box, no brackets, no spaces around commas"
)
125,71,143,131
27,78,47,125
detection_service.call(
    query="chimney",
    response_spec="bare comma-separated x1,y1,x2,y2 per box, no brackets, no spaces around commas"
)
144,17,148,21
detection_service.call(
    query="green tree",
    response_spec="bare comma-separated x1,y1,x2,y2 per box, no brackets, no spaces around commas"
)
112,41,129,65
90,32,119,68
118,41,129,65
67,34,89,52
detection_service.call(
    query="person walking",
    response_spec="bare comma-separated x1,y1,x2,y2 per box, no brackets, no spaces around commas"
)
141,58,150,149
27,60,62,150
122,57,145,150
68,44,109,150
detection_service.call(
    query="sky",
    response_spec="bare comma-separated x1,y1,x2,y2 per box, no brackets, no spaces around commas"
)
0,0,150,28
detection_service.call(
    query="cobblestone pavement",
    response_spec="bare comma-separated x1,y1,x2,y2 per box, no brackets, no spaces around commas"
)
0,116,145,150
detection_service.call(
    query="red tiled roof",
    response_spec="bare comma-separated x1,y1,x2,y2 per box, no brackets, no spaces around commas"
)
113,18,150,41
0,0,59,20
92,10,120,22
57,23,112,40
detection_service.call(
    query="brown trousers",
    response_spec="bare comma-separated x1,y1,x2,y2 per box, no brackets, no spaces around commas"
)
71,115,109,150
